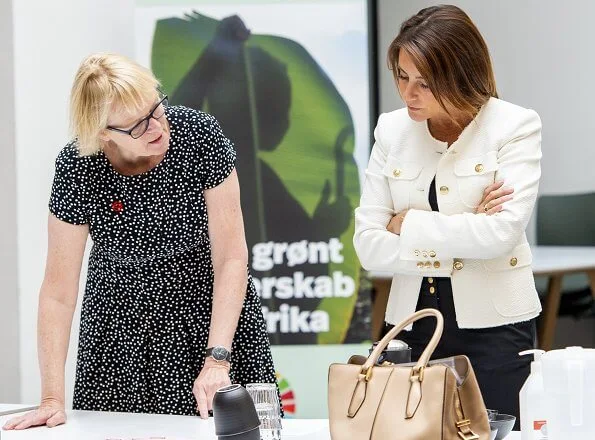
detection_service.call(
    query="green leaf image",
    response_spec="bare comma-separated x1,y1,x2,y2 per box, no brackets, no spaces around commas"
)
151,11,367,344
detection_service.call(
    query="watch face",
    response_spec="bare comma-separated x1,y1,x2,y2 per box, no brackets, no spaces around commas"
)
212,346,229,361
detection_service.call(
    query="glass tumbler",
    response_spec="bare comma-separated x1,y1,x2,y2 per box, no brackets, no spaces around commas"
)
246,383,282,440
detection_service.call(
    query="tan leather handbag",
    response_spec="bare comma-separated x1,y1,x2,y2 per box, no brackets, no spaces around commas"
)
328,309,490,439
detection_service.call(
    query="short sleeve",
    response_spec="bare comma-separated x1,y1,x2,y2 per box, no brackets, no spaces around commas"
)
48,144,90,225
199,115,237,189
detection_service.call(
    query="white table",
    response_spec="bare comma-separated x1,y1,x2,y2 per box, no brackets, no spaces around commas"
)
530,246,595,350
0,407,520,439
0,409,330,440
370,245,595,350
0,405,38,416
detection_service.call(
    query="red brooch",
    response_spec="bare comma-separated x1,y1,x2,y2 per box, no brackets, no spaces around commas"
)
111,200,124,213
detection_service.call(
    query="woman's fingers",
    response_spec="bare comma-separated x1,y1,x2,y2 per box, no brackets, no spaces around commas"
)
483,186,514,205
482,180,504,198
208,377,231,412
4,407,67,431
195,386,209,420
485,195,513,215
10,410,49,430
3,414,26,430
46,410,66,428
476,182,514,214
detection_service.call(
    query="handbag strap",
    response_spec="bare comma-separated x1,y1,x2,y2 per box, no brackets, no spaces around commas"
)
454,388,479,440
361,309,444,379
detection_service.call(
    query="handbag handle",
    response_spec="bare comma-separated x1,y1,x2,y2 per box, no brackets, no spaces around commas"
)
361,308,444,378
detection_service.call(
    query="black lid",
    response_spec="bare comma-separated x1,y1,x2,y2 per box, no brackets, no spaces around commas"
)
213,384,261,436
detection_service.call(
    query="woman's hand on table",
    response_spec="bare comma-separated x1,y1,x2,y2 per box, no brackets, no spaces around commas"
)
476,181,514,215
387,209,409,235
193,358,232,419
2,399,66,430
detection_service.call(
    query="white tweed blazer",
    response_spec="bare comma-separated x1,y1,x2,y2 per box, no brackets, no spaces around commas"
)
354,97,542,328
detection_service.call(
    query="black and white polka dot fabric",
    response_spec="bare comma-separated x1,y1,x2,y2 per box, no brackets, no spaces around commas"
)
49,106,277,415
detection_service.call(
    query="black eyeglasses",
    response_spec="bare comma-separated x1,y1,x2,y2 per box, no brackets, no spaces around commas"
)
107,95,169,139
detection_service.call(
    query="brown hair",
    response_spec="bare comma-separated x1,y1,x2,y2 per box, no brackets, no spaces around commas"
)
388,5,498,122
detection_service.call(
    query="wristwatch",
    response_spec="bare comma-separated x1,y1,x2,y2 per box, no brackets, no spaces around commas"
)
206,345,232,363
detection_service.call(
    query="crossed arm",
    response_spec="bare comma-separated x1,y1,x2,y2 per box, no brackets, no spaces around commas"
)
354,110,542,272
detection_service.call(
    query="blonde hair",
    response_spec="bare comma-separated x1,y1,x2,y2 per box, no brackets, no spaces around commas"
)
69,53,161,156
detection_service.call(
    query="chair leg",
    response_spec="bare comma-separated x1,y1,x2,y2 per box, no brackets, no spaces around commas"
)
371,279,391,342
538,275,563,351
587,270,595,300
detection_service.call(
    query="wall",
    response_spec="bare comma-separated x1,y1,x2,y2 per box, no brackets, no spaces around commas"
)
12,0,135,405
0,0,20,402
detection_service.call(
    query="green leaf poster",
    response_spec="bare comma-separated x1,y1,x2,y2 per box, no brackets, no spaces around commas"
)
135,1,373,351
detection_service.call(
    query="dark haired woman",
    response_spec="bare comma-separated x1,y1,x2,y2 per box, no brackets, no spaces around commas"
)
354,5,541,427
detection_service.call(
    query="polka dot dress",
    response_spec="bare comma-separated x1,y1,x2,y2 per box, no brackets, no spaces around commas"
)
49,106,277,415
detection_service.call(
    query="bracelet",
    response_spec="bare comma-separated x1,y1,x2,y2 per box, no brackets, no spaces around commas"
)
205,358,231,370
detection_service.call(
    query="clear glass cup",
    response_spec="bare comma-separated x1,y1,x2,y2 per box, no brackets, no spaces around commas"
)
246,383,282,440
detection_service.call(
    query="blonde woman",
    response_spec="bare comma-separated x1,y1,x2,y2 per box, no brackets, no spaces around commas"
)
355,5,541,427
3,53,277,430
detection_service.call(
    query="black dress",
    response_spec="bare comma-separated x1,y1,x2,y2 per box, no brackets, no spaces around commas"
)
49,106,277,415
386,177,535,428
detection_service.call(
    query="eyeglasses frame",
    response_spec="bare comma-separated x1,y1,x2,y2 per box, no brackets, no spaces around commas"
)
106,95,169,139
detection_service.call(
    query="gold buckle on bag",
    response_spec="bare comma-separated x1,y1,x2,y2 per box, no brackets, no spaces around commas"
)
409,365,425,383
359,366,373,382
456,420,479,440
457,432,479,440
